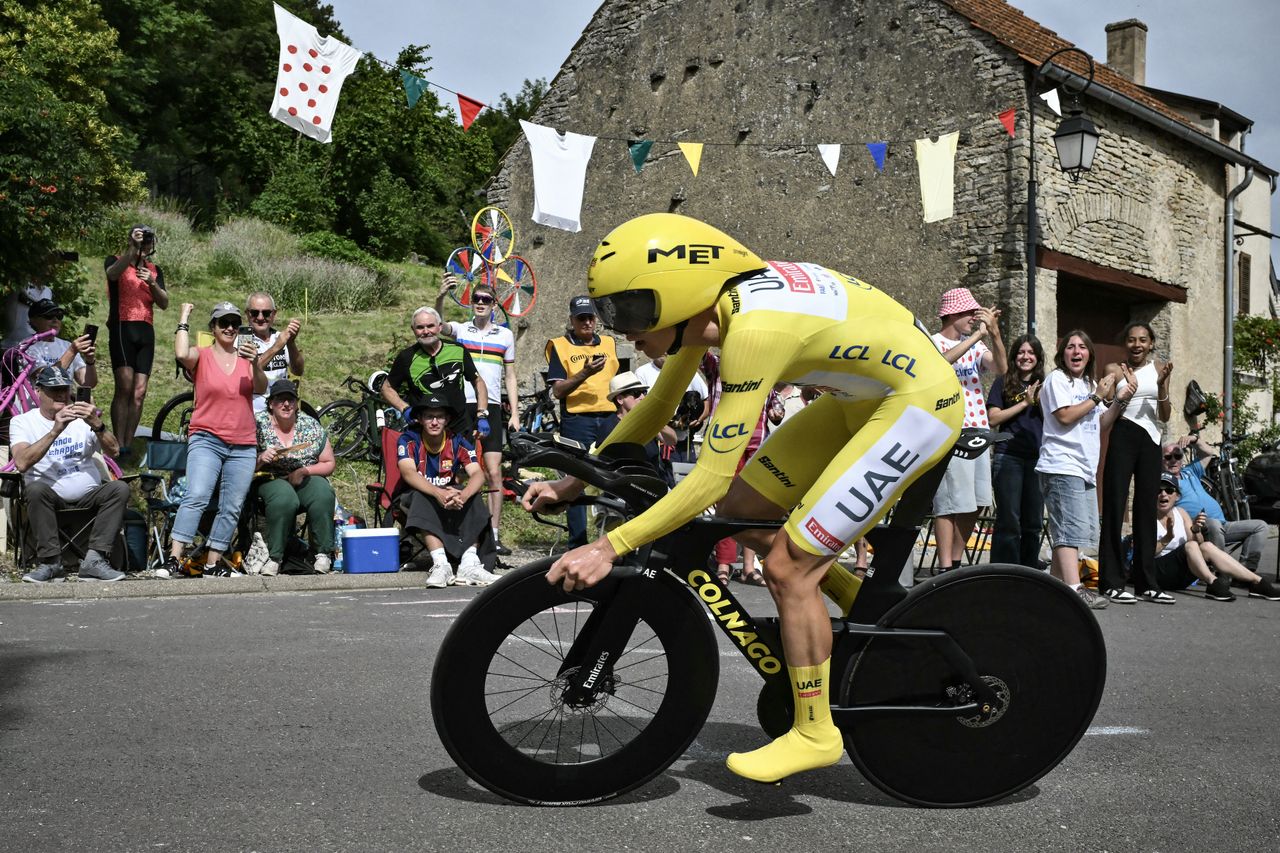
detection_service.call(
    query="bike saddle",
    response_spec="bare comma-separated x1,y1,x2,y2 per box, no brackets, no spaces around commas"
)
951,428,1011,459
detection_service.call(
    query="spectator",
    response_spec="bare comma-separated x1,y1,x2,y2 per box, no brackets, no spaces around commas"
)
2,251,58,349
104,225,169,456
382,306,487,437
986,334,1045,567
545,295,620,547
1036,330,1130,610
396,394,500,589
436,275,519,555
1152,473,1280,601
245,292,303,414
930,288,1007,571
636,354,709,463
254,379,336,576
23,299,98,388
160,302,266,578
12,366,126,583
600,371,676,485
1164,436,1270,579
1099,323,1173,604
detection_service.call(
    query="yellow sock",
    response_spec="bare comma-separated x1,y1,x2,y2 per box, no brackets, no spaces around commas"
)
819,563,863,616
725,660,843,783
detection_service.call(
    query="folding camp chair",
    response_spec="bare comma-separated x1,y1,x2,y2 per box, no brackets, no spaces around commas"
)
365,426,427,568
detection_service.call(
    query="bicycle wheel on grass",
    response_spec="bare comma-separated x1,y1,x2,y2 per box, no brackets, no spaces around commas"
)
431,558,719,805
152,391,195,441
493,255,537,318
317,398,368,459
840,564,1106,807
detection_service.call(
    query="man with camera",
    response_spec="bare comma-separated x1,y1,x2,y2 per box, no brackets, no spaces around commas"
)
11,366,127,583
104,225,170,455
544,295,621,548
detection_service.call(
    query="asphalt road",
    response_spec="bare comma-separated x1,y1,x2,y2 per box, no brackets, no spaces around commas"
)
2,573,1278,853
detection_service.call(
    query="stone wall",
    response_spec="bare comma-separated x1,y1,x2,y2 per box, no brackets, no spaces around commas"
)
488,0,1231,423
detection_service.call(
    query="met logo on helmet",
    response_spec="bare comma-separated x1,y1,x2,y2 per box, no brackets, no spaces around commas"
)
647,244,725,264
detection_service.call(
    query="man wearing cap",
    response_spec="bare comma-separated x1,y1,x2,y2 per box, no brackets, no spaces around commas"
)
383,306,487,438
245,291,304,414
545,295,620,547
396,395,500,588
11,366,127,583
105,224,169,455
931,287,1006,571
24,298,99,389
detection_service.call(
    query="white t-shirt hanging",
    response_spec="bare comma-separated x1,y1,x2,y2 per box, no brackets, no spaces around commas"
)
520,120,597,233
915,131,959,223
269,3,363,144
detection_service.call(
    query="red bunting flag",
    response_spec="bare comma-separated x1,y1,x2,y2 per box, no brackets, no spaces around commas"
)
998,107,1016,138
457,93,485,131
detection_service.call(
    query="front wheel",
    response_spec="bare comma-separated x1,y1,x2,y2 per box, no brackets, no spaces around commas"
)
840,564,1106,807
431,558,720,805
317,398,367,459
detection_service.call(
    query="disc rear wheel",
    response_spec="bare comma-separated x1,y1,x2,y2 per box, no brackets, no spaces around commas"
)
840,564,1106,807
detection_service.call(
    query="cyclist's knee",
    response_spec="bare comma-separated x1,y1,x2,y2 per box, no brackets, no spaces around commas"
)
762,534,833,595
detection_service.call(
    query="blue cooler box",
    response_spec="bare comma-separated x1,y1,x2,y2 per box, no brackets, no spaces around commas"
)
342,528,400,573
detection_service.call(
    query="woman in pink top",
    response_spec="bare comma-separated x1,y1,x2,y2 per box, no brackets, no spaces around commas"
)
159,301,266,578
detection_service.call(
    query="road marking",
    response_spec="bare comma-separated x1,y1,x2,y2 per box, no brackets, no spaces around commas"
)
1084,726,1149,736
368,598,475,605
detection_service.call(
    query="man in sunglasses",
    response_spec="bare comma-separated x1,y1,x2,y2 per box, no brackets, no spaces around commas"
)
1163,437,1270,584
435,276,519,555
245,292,304,413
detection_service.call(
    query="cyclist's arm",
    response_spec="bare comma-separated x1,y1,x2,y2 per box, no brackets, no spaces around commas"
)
504,361,519,428
605,332,796,555
598,346,708,451
462,348,487,410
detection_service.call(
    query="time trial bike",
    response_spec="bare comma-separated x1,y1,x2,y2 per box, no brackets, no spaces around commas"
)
431,430,1107,807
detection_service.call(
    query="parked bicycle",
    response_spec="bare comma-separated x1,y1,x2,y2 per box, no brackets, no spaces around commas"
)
316,372,404,462
516,372,558,434
1183,381,1250,522
431,430,1107,807
152,381,319,441
1,328,57,420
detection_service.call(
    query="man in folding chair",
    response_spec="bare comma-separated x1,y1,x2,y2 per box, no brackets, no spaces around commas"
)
11,366,128,582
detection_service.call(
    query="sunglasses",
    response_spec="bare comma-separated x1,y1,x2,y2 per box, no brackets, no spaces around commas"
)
1159,486,1179,495
1163,453,1182,462
249,309,275,318
215,316,241,329
472,296,495,306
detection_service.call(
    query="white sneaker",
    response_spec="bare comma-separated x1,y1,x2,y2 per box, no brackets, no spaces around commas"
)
261,559,280,577
455,558,500,586
313,554,332,574
425,563,454,588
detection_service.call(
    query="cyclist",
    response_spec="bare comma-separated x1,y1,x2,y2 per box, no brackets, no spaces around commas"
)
523,213,964,784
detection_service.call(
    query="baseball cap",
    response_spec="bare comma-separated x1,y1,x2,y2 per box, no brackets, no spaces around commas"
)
210,302,241,322
1159,472,1181,493
34,365,73,388
607,371,649,402
267,379,298,400
570,295,597,317
27,298,64,320
938,287,982,318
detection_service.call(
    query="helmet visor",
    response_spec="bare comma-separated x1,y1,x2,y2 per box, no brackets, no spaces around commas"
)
594,290,658,333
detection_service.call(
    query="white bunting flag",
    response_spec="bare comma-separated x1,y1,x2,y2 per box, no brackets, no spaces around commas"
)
818,144,841,176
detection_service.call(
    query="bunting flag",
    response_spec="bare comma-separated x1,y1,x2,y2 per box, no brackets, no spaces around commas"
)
817,144,841,176
677,142,704,176
520,120,596,232
457,93,485,130
268,3,363,143
629,139,654,173
998,107,1016,138
1040,88,1062,116
401,70,427,109
866,141,888,172
915,132,959,223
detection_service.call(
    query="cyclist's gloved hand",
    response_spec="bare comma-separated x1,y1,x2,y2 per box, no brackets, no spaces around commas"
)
401,405,413,421
477,415,491,439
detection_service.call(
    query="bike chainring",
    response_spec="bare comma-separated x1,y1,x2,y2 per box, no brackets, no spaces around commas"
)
950,675,1010,728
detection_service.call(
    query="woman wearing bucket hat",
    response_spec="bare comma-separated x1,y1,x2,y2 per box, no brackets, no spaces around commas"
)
930,287,1007,572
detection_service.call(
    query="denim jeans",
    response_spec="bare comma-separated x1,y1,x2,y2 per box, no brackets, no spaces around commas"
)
991,452,1044,567
558,412,613,546
171,430,257,552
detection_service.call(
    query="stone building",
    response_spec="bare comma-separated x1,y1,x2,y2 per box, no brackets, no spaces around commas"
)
489,0,1274,435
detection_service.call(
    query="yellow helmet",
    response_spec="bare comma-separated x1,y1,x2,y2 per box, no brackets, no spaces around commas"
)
587,213,765,333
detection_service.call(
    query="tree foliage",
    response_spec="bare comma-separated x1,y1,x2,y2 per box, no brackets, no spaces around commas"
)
0,0,144,286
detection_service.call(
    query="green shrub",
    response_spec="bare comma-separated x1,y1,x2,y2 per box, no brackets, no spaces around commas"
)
250,161,336,234
81,200,206,284
299,231,387,276
244,255,401,314
357,168,426,261
209,217,299,278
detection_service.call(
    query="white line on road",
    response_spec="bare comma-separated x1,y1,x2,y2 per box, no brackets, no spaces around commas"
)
1084,726,1149,736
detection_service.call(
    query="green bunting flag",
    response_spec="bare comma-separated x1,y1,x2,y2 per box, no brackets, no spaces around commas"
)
628,139,653,173
401,70,428,109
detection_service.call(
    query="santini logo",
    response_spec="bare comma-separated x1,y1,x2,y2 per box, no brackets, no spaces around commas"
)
720,378,763,393
647,244,725,264
935,391,960,411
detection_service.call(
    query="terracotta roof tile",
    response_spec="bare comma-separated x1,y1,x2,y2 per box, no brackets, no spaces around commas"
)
940,0,1204,136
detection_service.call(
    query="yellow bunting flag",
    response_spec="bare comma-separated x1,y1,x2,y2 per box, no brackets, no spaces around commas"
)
677,142,704,177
